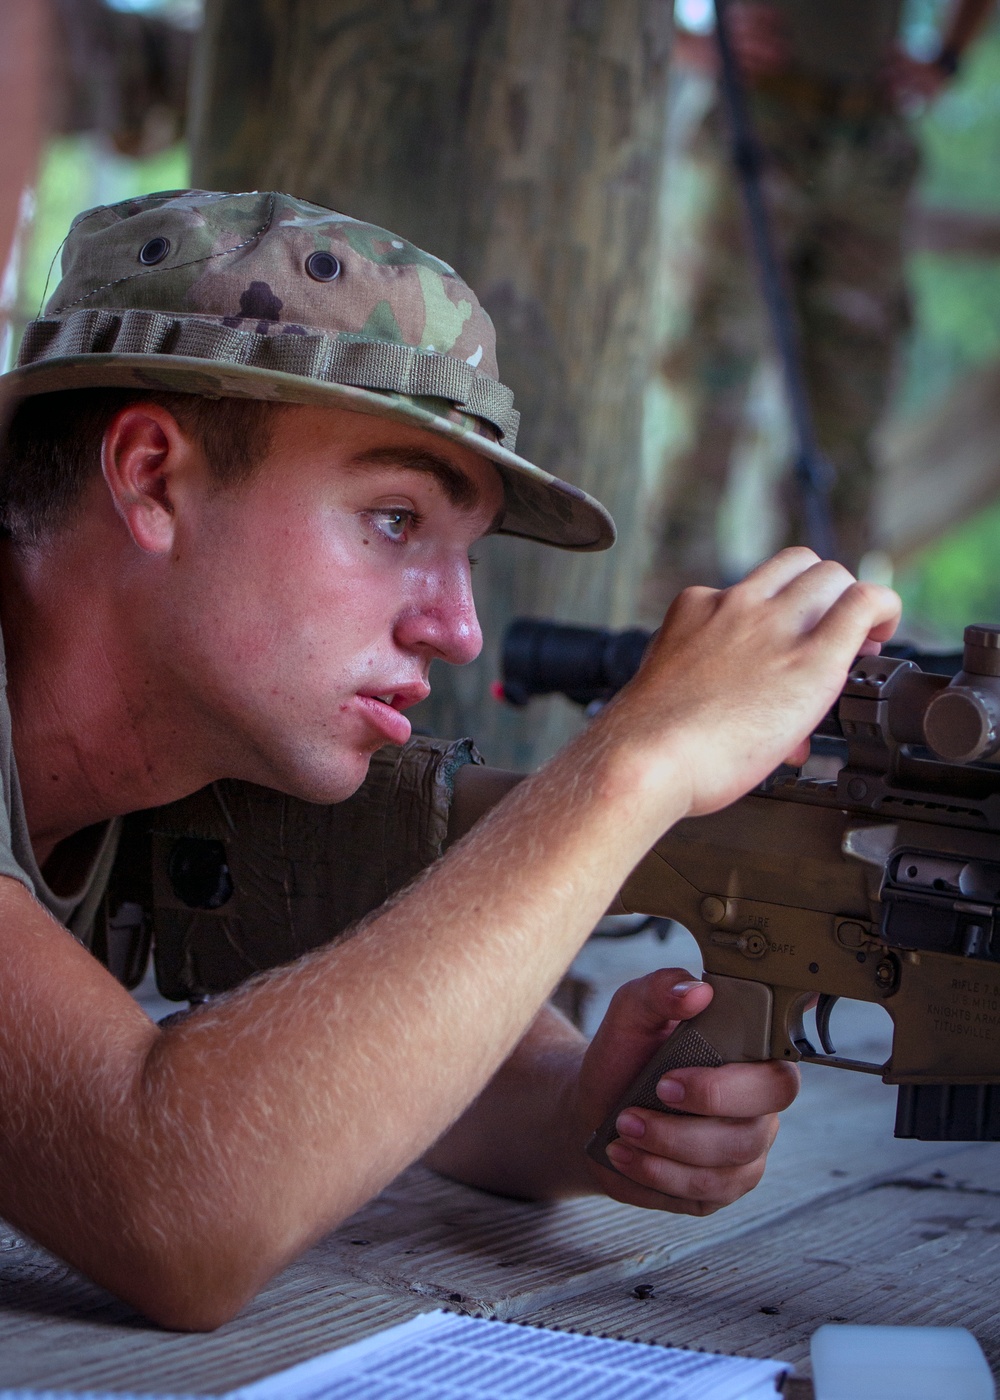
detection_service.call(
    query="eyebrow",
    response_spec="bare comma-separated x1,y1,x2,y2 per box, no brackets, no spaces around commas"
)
347,446,480,507
346,446,505,532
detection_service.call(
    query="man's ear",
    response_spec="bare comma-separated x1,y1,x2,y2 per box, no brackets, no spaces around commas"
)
100,404,199,556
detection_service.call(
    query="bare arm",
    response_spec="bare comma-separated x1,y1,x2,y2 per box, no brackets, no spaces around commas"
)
0,554,899,1330
423,1002,593,1200
885,0,994,102
938,0,995,63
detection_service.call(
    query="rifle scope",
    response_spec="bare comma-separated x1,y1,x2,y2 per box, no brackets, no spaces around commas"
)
500,618,962,711
499,619,652,708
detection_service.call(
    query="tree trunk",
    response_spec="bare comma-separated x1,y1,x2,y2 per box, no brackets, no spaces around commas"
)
0,0,45,359
191,0,673,767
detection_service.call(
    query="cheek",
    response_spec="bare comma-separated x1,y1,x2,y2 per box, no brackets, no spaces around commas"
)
184,491,408,681
244,515,400,655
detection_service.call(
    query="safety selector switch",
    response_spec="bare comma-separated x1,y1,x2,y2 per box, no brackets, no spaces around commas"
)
923,624,1000,764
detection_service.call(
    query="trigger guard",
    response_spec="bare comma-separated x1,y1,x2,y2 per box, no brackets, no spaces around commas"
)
786,989,818,1058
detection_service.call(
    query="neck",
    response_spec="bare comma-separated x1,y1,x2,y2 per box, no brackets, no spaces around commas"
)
0,537,218,865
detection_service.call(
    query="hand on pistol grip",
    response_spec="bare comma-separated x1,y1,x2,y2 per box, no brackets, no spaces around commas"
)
585,974,774,1174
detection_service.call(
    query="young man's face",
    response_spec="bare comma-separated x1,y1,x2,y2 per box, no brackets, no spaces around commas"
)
161,403,505,802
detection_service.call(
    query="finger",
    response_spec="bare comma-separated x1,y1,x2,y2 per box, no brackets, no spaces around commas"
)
586,1160,720,1216
807,579,902,654
613,1106,779,1170
657,584,720,637
767,557,860,635
593,969,713,1051
603,1140,768,1210
783,737,811,768
733,546,822,601
652,1059,801,1120
582,971,713,1118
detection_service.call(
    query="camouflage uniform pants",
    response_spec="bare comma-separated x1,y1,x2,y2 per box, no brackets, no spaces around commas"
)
642,88,920,610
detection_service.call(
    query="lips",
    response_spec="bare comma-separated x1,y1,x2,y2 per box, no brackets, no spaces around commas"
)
354,681,430,746
359,681,430,712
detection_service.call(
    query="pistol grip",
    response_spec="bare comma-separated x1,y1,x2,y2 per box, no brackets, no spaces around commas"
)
585,973,774,1174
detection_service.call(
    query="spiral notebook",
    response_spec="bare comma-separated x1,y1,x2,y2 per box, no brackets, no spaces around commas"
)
232,1310,790,1399
0,1309,792,1400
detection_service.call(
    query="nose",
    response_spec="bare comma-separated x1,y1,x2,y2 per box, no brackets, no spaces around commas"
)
394,558,483,667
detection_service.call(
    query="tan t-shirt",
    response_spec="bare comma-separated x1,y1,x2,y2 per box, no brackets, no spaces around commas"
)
0,627,119,939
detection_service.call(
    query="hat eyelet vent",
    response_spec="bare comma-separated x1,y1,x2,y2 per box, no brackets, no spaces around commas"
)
138,236,171,266
305,251,341,282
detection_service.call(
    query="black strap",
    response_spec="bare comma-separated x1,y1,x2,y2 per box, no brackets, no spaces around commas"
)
714,0,838,560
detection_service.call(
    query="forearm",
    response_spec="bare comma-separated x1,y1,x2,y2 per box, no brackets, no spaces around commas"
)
0,719,681,1328
423,1003,595,1201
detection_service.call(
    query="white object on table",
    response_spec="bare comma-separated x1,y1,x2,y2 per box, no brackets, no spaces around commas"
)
811,1324,995,1400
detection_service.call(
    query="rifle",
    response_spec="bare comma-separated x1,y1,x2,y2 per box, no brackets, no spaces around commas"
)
500,617,1000,1163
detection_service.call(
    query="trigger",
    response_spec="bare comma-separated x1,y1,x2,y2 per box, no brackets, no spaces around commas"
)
816,994,838,1056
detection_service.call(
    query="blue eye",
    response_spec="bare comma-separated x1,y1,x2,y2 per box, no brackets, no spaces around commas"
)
372,509,413,542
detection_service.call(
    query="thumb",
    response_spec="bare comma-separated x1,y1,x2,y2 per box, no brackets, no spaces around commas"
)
581,969,713,1113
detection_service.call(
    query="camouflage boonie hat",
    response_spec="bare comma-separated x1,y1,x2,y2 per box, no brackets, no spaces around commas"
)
2,189,615,552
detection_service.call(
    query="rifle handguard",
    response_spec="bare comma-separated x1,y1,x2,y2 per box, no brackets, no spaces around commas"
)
586,974,773,1173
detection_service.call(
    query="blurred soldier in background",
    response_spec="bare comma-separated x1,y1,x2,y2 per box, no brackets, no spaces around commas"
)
643,0,994,612
48,0,193,158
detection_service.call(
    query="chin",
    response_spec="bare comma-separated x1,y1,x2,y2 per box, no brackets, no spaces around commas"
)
275,749,375,806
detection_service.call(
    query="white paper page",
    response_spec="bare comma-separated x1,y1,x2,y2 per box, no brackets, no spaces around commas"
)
231,1310,790,1400
0,1392,195,1400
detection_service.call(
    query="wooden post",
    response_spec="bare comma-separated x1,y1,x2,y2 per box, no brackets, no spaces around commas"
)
191,0,673,766
0,0,45,361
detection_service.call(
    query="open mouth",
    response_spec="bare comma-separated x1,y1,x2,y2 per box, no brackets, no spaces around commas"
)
354,684,428,746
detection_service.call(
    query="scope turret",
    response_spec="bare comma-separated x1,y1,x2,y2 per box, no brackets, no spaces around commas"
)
923,625,1000,765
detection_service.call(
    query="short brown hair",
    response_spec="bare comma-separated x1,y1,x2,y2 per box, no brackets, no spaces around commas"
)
0,389,283,545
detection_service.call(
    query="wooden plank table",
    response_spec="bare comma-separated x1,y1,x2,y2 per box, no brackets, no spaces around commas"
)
2,929,997,1394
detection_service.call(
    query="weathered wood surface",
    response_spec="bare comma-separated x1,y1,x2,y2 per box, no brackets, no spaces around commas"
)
190,0,674,769
522,1144,1000,1366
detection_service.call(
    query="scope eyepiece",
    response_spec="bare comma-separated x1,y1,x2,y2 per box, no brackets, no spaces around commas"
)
500,619,651,708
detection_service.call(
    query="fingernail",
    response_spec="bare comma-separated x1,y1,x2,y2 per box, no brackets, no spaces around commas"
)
672,980,702,995
616,1111,645,1139
606,1142,633,1166
657,1076,685,1104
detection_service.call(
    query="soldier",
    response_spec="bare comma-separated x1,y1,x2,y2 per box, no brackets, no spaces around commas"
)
643,0,994,611
0,190,897,1328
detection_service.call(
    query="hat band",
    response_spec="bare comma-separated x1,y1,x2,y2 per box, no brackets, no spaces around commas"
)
18,307,521,448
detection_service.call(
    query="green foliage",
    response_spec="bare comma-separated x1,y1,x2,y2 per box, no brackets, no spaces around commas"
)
917,30,1000,212
900,254,1000,415
18,137,187,324
897,498,1000,640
